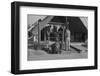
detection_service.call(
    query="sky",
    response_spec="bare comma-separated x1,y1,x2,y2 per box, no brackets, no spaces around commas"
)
28,14,46,26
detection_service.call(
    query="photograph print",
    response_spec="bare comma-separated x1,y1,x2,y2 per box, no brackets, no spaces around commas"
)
11,2,97,74
27,15,88,61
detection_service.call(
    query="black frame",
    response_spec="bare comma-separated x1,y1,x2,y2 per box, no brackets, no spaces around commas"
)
11,1,98,74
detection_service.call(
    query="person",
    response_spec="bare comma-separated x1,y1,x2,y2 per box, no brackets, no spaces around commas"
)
50,38,61,54
46,25,51,41
52,26,58,41
65,28,70,51
58,26,63,41
55,38,61,54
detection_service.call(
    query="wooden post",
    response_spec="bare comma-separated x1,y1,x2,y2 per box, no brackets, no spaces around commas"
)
62,25,65,50
38,19,41,49
64,17,67,51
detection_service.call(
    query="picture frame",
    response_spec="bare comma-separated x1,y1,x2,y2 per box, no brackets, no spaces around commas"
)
11,1,98,74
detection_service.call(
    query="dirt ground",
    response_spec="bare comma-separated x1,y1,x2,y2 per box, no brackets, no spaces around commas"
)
28,49,88,61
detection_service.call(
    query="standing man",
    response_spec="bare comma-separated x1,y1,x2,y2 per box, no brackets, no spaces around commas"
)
65,27,70,51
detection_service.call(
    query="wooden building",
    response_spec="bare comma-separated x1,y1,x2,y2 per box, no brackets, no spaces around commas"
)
28,16,87,51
